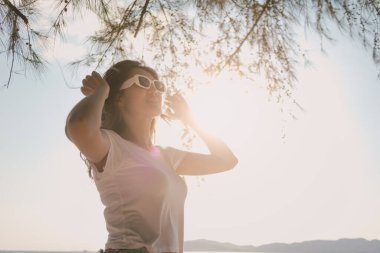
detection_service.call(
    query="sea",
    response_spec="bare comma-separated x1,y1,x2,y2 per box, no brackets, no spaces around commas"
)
0,251,272,253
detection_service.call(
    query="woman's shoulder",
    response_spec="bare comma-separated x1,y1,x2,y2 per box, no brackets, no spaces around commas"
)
157,146,187,170
98,129,127,150
100,128,117,136
100,128,124,142
158,145,185,152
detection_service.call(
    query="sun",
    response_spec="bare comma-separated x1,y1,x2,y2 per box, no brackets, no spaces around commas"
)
155,64,264,153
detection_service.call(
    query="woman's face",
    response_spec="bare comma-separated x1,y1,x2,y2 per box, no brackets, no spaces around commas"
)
117,67,163,118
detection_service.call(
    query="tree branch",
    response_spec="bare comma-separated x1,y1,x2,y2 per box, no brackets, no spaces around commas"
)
48,0,72,37
95,1,138,69
5,48,15,88
2,0,29,25
134,0,150,37
220,0,272,70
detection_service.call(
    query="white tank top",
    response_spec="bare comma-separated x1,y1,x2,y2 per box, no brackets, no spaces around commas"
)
91,129,187,253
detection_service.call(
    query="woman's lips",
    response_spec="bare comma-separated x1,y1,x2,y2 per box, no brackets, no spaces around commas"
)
147,99,161,106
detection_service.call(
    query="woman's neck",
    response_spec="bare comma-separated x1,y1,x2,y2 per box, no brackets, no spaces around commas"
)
120,114,153,150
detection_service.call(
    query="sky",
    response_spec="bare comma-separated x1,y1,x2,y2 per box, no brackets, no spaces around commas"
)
1,7,380,252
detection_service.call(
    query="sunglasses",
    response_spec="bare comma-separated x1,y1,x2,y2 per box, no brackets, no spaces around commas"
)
119,75,166,93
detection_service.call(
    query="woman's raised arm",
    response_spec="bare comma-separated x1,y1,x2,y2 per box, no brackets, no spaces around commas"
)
164,93,238,175
65,71,110,165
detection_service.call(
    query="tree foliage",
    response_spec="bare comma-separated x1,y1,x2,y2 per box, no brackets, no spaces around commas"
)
1,0,380,102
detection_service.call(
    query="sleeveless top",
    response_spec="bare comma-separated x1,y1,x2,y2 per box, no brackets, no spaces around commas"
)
90,129,187,253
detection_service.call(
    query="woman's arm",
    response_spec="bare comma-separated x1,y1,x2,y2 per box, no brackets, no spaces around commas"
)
65,71,110,164
164,93,238,175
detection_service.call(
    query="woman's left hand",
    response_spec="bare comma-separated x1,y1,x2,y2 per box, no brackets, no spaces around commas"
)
163,93,194,124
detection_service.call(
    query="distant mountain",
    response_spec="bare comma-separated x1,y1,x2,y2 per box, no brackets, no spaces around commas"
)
184,238,380,253
184,239,256,252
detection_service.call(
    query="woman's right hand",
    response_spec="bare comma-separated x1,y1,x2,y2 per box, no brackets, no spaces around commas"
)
81,71,110,97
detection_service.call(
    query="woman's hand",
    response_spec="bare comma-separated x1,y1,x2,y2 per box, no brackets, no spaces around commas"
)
164,93,194,125
81,71,110,97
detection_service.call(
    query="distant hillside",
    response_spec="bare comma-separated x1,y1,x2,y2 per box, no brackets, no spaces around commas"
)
184,239,256,252
184,238,380,253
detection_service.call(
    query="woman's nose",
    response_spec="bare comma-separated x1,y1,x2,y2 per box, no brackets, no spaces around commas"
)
148,84,160,94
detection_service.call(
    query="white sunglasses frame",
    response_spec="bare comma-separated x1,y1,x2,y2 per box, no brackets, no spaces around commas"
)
119,75,166,93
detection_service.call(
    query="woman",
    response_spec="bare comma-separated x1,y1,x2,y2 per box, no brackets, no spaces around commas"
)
65,60,238,253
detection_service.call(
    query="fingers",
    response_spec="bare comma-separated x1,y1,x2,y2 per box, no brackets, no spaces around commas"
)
164,109,175,117
166,92,187,105
164,99,174,106
92,71,102,79
80,85,93,96
165,94,188,112
163,92,192,122
81,71,108,96
162,108,176,120
83,71,101,84
167,92,182,99
82,75,97,88
164,99,181,115
164,98,183,120
93,71,110,86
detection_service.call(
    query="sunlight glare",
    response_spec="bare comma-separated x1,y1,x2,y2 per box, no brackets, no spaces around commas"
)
190,76,239,134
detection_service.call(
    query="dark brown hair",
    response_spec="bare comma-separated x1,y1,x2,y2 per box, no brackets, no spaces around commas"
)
101,60,158,133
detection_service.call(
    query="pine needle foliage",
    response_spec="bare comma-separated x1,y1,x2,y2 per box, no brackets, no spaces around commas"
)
1,0,379,102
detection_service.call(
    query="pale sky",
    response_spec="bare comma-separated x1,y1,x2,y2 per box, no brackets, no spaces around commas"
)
0,8,380,251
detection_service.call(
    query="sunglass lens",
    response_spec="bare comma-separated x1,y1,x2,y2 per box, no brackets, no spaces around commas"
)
138,76,151,88
154,81,166,92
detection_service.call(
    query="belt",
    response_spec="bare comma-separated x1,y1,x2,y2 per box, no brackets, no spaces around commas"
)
100,247,149,253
